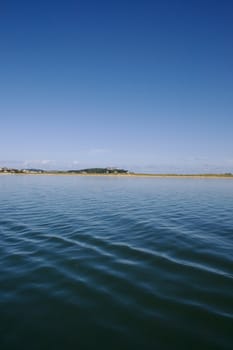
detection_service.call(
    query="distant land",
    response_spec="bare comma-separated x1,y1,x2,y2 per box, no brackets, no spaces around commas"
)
1,167,233,178
0,167,129,175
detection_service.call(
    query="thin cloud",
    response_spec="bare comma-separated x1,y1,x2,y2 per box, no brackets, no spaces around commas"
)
22,160,56,169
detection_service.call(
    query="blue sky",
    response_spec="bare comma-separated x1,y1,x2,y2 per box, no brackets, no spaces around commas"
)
1,0,233,173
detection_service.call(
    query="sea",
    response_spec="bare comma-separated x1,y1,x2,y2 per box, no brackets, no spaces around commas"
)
0,175,232,350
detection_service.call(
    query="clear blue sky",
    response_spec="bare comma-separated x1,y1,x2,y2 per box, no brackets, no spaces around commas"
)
1,0,233,173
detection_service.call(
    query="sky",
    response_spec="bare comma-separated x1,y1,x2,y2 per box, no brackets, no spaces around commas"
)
0,0,233,173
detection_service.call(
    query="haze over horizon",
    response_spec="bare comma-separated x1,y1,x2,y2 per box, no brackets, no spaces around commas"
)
1,0,233,173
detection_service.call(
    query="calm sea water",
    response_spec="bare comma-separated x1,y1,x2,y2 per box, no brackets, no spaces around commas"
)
0,175,232,350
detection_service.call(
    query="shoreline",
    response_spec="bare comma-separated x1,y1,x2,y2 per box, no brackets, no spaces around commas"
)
1,172,233,179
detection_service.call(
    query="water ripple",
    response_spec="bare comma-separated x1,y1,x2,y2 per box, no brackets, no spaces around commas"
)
0,176,233,349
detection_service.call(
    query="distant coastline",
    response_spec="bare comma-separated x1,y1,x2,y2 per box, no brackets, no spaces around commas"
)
1,167,233,178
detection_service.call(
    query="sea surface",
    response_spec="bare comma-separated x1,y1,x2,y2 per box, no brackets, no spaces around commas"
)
0,175,232,350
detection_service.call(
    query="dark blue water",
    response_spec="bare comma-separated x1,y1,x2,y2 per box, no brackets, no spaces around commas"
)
0,175,232,349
